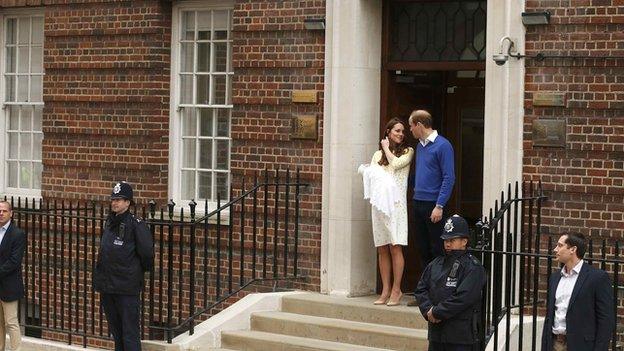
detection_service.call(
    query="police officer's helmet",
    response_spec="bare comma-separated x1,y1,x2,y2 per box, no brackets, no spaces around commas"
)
440,214,470,240
110,181,133,201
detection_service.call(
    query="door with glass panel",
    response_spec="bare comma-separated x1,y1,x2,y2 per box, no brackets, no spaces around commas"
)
174,7,233,205
3,14,44,196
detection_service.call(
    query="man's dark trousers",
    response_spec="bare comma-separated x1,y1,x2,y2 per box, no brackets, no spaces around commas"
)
413,200,444,268
101,294,141,351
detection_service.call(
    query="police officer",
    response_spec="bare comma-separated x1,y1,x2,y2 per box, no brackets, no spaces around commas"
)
94,182,154,351
414,214,486,351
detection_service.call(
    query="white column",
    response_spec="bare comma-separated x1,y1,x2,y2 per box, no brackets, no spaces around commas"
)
321,0,382,296
482,1,526,212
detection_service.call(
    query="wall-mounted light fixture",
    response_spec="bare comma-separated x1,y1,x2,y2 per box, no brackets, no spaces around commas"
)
521,11,551,25
304,18,325,30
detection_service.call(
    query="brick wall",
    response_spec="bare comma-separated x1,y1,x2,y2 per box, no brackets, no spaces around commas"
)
523,0,624,340
523,0,624,240
41,0,172,202
230,0,325,291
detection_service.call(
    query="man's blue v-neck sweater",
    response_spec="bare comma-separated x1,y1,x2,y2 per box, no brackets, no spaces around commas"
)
413,135,455,206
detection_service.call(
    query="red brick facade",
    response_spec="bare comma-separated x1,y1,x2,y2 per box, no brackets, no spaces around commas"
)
230,0,325,291
523,0,624,241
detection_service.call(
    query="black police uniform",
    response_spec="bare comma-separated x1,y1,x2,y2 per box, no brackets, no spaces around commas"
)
414,215,486,351
94,182,153,351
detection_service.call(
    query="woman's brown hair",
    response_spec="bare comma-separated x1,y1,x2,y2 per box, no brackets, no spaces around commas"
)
378,118,407,166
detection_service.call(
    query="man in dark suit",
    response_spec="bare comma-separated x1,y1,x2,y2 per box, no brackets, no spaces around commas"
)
542,233,615,351
0,201,26,351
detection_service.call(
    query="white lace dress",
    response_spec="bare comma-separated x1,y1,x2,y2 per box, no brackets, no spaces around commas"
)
366,148,414,247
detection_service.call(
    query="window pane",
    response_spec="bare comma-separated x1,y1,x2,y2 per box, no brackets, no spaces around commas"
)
17,75,28,101
213,10,229,40
182,139,196,168
31,46,43,73
197,43,210,72
214,42,227,72
6,47,15,73
197,11,211,40
32,17,43,44
8,133,18,159
216,173,229,200
19,161,31,188
215,140,229,170
198,172,212,200
20,107,32,131
18,47,29,73
7,161,18,187
18,18,30,44
181,170,196,200
33,106,42,131
6,19,17,44
212,75,226,105
216,109,230,137
31,76,42,102
33,162,42,189
5,76,15,101
199,139,212,169
182,107,196,136
33,133,42,160
199,108,213,137
180,43,194,72
8,106,19,130
20,133,32,159
180,74,192,104
181,11,195,40
196,75,209,105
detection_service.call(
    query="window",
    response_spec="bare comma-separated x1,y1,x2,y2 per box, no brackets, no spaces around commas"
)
171,2,233,207
1,14,44,196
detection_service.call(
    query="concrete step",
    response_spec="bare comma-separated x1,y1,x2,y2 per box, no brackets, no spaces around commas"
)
281,293,428,330
251,311,428,351
221,330,394,351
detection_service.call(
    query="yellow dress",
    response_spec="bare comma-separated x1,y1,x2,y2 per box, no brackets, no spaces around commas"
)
369,147,414,247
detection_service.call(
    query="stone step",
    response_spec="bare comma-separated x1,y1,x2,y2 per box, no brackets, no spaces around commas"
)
221,330,392,351
281,293,428,330
251,311,428,350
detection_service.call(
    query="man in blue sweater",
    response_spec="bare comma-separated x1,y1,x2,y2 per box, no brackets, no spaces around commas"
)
408,109,455,270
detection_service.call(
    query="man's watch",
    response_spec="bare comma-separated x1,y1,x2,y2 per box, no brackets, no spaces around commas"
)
435,204,443,210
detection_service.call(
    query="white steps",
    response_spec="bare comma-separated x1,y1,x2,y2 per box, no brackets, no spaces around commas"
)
219,293,429,351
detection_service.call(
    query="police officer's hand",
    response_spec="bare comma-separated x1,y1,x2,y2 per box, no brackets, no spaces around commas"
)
427,307,441,323
430,207,443,223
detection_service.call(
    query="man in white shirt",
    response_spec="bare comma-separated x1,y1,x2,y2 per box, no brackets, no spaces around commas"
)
541,233,615,351
0,201,26,351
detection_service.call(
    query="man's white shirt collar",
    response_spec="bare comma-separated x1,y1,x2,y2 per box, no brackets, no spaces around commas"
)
0,221,9,232
419,130,439,147
561,259,583,277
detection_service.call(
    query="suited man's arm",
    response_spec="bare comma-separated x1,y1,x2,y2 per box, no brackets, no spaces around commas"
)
541,275,556,351
593,270,615,350
0,231,26,278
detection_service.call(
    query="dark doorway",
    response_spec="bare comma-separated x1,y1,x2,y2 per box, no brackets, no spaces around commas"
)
381,70,485,293
379,0,487,294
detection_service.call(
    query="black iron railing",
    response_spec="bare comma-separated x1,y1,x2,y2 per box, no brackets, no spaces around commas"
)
473,181,623,350
6,168,308,347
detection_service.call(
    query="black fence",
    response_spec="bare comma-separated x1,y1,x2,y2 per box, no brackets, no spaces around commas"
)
6,169,308,347
473,181,624,350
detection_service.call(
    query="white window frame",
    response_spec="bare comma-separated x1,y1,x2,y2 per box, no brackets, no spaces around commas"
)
0,8,44,199
169,1,234,215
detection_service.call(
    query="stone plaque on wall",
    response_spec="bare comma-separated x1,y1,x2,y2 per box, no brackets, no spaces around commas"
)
291,115,317,140
292,90,318,103
532,119,566,148
533,92,566,107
